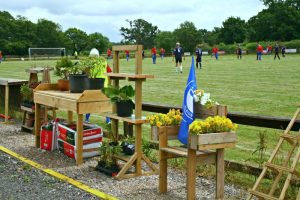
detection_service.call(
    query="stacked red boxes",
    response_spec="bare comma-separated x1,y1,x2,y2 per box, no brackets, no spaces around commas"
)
57,122,103,160
40,122,57,151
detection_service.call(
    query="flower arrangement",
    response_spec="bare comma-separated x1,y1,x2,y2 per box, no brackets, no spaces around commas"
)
194,89,218,109
189,116,238,135
147,109,182,127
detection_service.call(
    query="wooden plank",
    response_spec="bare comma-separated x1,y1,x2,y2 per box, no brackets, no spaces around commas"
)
76,114,83,165
189,132,236,150
34,93,77,112
136,45,143,74
25,67,53,73
104,73,154,79
21,106,34,113
35,103,41,148
216,149,225,199
187,148,197,200
142,154,158,174
0,78,27,86
112,45,138,51
249,190,278,200
78,90,110,102
34,83,59,91
77,101,112,114
135,124,142,175
135,80,142,118
4,84,9,124
35,90,81,101
115,153,137,180
67,111,73,123
105,113,148,124
159,125,168,193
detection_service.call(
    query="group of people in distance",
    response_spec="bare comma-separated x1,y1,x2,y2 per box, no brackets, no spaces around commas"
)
255,42,286,61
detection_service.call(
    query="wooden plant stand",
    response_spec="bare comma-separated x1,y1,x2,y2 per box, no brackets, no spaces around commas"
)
105,45,157,180
34,83,111,165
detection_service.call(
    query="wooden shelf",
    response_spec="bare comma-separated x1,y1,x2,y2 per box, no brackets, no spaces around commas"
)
21,106,35,113
106,113,148,124
21,125,34,131
105,73,154,81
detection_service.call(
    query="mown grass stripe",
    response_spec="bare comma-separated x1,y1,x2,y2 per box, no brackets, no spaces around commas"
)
0,145,118,200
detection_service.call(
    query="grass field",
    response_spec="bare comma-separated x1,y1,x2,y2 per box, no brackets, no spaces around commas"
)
1,54,300,196
1,54,300,165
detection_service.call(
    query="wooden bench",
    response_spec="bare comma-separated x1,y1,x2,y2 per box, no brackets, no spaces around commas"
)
158,104,228,199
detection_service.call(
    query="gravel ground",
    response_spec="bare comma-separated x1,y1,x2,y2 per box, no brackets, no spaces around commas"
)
0,123,249,199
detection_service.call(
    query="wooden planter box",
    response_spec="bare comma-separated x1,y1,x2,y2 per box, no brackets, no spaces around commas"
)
151,125,180,141
189,132,236,150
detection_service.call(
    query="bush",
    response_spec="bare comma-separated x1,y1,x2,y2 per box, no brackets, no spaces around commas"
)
284,39,300,49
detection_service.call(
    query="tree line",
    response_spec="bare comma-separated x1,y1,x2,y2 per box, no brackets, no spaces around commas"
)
0,0,299,56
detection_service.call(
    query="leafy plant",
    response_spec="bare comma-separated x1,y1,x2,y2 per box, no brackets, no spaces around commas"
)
102,85,135,103
78,56,106,78
99,140,121,167
68,61,85,75
20,84,33,101
54,57,73,79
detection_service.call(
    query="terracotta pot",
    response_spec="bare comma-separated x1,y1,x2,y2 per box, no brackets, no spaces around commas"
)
57,79,70,91
26,118,34,127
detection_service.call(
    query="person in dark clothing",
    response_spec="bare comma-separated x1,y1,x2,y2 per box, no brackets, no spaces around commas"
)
60,48,65,57
274,43,280,60
173,42,184,73
195,46,202,69
237,44,242,59
281,46,286,57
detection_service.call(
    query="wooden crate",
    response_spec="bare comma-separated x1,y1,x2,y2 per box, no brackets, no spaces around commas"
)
189,132,236,150
151,125,179,141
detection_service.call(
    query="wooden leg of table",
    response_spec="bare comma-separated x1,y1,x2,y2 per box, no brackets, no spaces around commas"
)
4,84,9,124
135,124,142,175
35,103,41,148
159,151,168,193
67,111,73,123
187,148,196,200
216,149,225,200
76,114,83,165
44,107,48,123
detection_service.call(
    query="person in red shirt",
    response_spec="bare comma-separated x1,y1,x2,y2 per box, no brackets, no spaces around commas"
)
151,47,157,64
107,48,112,60
257,43,263,60
160,48,165,60
125,50,130,61
0,51,2,63
267,45,272,55
212,47,219,60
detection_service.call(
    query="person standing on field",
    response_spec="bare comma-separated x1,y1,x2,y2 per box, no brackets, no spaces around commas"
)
125,50,130,61
195,46,203,69
173,42,184,73
257,43,263,61
160,48,165,60
274,43,280,60
281,45,286,57
151,46,157,64
0,51,3,63
107,48,112,60
212,47,218,60
237,44,242,59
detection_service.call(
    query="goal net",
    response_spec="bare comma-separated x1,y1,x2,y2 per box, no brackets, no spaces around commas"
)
28,48,66,60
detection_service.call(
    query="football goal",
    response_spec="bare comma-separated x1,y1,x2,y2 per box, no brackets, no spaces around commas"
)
28,48,66,60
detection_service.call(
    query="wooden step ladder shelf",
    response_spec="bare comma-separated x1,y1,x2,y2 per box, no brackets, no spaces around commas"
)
108,44,157,180
247,105,300,200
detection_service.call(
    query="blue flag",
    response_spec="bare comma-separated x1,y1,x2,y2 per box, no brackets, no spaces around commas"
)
178,57,197,145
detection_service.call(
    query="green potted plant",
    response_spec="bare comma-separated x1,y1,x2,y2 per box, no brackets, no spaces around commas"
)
54,57,73,91
20,83,34,108
96,140,122,176
102,85,135,117
68,61,87,93
78,56,107,90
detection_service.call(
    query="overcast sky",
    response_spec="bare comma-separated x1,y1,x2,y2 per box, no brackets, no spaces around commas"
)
2,0,265,42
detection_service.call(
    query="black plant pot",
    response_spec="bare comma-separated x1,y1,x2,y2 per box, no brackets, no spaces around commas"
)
69,74,88,93
121,142,135,155
116,100,133,117
96,161,120,177
87,78,105,90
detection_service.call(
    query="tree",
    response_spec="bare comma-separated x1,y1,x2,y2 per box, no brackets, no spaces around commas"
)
154,31,175,53
219,17,246,44
88,32,110,54
206,27,221,46
173,21,201,52
64,28,88,53
120,19,159,49
36,19,64,47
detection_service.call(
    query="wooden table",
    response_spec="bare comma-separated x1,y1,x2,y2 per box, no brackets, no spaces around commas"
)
0,78,28,123
25,67,53,84
34,83,111,165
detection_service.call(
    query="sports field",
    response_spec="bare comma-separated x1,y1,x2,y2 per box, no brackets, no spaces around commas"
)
0,54,300,164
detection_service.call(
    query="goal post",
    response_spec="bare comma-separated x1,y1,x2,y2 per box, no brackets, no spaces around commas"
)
28,48,66,60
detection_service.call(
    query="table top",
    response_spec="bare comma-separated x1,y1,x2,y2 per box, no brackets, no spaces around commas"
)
0,78,28,86
25,67,54,73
